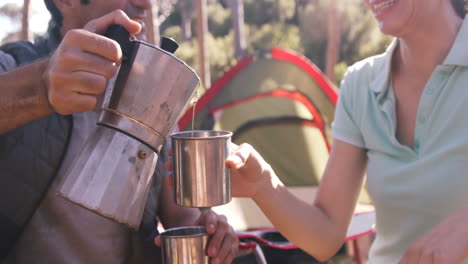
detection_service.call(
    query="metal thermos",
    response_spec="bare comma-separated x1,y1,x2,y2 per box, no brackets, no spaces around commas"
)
58,25,200,229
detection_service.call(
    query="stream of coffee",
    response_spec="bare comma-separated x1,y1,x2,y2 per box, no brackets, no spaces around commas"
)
191,90,199,137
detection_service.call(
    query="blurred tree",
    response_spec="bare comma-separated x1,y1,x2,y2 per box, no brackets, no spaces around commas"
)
299,0,332,71
146,1,160,44
244,0,295,25
300,0,391,84
156,0,179,23
160,0,391,86
21,0,31,41
325,0,340,83
0,0,392,82
196,0,211,88
247,23,303,54
147,0,179,44
178,0,194,41
206,0,231,36
0,3,22,44
0,3,21,20
230,0,246,58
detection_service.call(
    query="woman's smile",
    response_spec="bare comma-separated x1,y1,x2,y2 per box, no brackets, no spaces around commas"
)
369,0,398,17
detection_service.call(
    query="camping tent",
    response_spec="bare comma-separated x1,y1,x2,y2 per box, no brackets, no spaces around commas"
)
178,47,337,187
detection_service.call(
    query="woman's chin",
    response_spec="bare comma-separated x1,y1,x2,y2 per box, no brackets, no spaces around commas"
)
376,19,405,37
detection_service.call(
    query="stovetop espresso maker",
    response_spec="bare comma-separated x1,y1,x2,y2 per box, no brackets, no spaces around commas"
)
58,25,200,229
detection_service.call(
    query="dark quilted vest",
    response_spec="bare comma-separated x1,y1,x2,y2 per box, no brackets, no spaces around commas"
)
0,28,72,259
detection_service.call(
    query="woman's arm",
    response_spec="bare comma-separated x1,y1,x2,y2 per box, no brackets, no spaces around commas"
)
227,139,368,261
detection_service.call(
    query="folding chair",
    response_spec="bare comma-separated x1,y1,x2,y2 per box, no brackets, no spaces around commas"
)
233,210,375,264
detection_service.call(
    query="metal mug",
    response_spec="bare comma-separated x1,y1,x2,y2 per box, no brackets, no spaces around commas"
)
161,226,209,264
171,130,232,208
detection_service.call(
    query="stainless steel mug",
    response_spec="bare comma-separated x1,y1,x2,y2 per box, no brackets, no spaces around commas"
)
161,226,209,264
171,130,232,207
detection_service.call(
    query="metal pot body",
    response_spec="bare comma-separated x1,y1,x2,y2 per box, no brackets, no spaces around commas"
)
99,41,200,152
58,126,158,229
171,130,232,208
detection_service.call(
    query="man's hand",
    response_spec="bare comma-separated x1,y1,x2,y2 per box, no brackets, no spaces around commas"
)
154,210,239,264
196,210,239,264
43,10,141,115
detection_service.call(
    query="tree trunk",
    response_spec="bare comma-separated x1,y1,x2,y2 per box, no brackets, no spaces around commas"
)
196,0,210,88
325,0,340,83
231,0,246,58
146,1,161,45
179,0,193,41
21,0,31,41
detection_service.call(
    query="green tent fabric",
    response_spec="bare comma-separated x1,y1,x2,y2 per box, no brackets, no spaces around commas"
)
212,96,329,186
179,48,338,187
232,119,329,186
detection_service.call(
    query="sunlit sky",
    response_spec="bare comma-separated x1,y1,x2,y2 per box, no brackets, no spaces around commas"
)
0,0,51,40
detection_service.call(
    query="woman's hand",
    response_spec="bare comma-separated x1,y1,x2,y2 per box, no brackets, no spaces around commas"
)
399,208,468,264
167,142,275,199
226,143,274,199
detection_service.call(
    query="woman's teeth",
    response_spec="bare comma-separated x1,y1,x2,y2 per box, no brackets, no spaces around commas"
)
370,0,396,13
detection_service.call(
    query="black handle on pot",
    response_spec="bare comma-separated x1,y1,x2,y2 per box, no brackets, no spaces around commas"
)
104,24,134,59
105,24,180,55
160,37,179,54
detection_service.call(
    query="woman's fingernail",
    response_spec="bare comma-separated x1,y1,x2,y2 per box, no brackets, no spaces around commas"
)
231,155,243,166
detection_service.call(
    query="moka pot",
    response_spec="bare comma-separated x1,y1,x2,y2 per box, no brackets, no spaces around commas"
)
57,25,200,229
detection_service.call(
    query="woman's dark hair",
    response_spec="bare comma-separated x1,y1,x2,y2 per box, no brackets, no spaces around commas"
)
44,0,90,27
451,0,466,18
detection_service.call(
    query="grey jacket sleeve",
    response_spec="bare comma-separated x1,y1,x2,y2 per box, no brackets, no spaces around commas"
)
0,50,18,74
